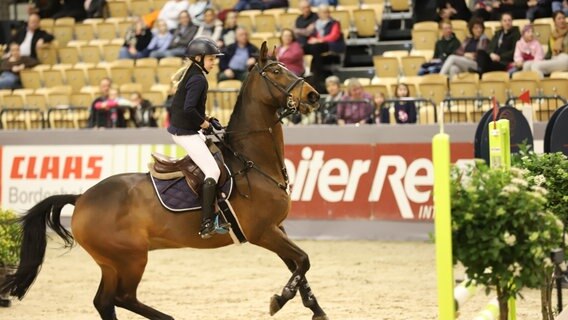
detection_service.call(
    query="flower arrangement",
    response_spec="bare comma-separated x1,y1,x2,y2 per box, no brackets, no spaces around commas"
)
0,209,20,267
451,161,563,320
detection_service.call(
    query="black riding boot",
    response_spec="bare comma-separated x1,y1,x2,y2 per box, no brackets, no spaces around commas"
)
199,178,217,239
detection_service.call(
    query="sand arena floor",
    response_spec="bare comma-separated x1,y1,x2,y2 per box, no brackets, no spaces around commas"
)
0,240,544,320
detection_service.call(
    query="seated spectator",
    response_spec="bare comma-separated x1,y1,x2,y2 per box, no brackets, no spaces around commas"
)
189,0,212,26
337,78,373,125
88,78,127,128
159,0,190,31
233,0,288,11
552,0,568,15
321,75,344,124
310,0,337,6
146,20,174,59
512,24,544,73
28,0,60,18
129,92,158,127
476,12,520,73
526,10,568,76
527,0,552,21
491,0,528,20
0,43,39,89
304,4,346,93
440,17,489,78
366,92,386,124
194,9,223,42
418,21,461,75
218,11,238,49
218,27,258,82
119,17,153,60
294,0,318,47
85,0,107,19
437,0,472,21
52,0,87,21
472,1,494,21
154,11,198,58
276,28,305,76
383,83,417,124
11,13,54,60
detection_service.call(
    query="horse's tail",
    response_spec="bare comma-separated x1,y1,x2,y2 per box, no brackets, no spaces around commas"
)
0,194,80,300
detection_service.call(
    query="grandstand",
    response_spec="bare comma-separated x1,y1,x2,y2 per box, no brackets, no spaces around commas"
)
1,0,567,129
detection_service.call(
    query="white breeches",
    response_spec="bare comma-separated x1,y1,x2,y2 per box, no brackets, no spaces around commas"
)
171,133,220,182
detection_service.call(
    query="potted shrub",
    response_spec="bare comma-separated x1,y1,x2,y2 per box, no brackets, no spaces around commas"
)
451,162,563,320
0,209,21,308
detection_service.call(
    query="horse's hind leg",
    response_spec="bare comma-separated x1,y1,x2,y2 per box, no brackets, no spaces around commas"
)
113,252,175,320
251,226,313,317
94,265,119,320
278,227,328,320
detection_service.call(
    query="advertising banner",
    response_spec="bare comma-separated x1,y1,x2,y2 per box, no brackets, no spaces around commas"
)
0,143,474,220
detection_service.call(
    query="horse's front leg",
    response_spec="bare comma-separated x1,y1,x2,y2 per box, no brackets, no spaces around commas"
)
277,227,328,320
251,226,315,317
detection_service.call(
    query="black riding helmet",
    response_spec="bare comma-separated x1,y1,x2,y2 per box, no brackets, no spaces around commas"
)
186,38,223,73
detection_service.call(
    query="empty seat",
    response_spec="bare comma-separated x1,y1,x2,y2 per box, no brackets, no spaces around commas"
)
130,0,153,16
401,56,425,76
159,57,183,67
87,68,110,86
373,56,400,78
81,45,102,63
120,83,144,96
157,66,179,84
419,83,447,105
411,29,438,51
509,79,538,99
36,46,58,65
43,69,66,87
110,67,134,86
481,71,510,82
479,80,508,104
353,9,377,38
74,24,96,41
58,47,81,65
279,13,298,31
53,25,74,46
103,44,122,62
97,22,118,40
255,14,277,33
64,69,88,93
108,1,129,18
133,67,157,91
449,81,478,98
136,58,158,67
539,78,568,97
20,69,43,89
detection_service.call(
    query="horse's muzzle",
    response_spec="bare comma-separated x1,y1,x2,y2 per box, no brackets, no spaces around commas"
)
307,91,320,104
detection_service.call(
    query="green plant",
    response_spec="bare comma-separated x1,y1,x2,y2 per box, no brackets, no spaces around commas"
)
0,209,21,267
451,162,563,320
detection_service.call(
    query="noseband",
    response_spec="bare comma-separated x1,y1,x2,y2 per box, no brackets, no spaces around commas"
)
256,62,305,117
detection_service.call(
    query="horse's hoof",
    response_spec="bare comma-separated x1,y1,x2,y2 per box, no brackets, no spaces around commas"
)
269,294,282,316
313,315,329,320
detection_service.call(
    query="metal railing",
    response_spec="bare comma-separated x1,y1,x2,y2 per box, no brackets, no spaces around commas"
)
442,97,493,124
506,95,568,122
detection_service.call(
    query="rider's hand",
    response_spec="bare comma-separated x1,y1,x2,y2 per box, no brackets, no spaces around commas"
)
209,117,223,130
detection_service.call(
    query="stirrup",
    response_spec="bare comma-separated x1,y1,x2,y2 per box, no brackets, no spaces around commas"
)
199,219,216,239
214,215,230,234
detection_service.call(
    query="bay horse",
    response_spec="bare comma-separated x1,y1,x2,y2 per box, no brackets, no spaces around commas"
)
0,42,328,320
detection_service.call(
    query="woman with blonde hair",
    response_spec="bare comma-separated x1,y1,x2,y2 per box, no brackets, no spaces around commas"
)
337,78,373,125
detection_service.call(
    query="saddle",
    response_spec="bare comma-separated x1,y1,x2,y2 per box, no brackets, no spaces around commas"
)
149,141,228,195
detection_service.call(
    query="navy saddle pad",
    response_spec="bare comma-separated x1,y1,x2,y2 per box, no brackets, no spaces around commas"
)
149,170,233,212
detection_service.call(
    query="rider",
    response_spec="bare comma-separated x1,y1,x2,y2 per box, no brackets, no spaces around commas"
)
168,37,225,239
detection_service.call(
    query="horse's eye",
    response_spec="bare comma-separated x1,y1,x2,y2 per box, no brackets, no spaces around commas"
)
273,69,280,74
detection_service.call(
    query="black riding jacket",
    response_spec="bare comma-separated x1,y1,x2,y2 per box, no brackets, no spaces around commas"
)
168,63,208,135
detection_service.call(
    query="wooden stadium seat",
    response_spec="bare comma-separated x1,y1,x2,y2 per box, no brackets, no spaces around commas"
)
410,49,434,61
213,0,239,10
363,84,389,98
130,0,153,16
108,1,129,18
70,93,93,107
532,23,551,46
40,18,54,33
353,9,377,38
420,73,447,85
1,94,27,129
401,56,426,76
53,25,73,46
509,79,538,99
153,0,168,9
390,0,410,11
58,47,81,65
539,78,568,97
265,35,280,51
110,67,134,86
136,58,158,67
43,69,66,88
103,44,122,62
255,14,277,33
64,69,88,93
236,15,254,33
384,50,408,65
360,4,384,26
36,46,58,65
80,45,102,63
411,29,438,50
453,27,468,42
55,17,75,26
74,24,96,41
479,80,508,104
413,21,438,30
449,81,478,98
2,94,25,109
418,104,436,124
117,21,132,38
112,59,135,68
143,91,166,106
511,70,541,82
249,36,265,50
20,69,43,89
48,92,71,107
481,71,509,82
512,19,530,30
97,22,118,40
330,10,351,37
87,68,110,86
278,13,298,31
157,66,179,84
550,71,568,79
452,72,479,83
49,85,73,94
159,57,183,67
120,83,144,96
150,84,171,97
418,83,447,105
133,67,157,91
338,0,360,6
373,56,399,78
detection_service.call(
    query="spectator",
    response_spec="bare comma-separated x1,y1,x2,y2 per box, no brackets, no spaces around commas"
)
119,17,153,60
367,92,386,124
155,11,198,58
476,12,520,73
85,0,107,19
437,0,472,21
28,0,61,18
276,28,305,76
11,13,54,60
88,78,127,128
194,9,223,42
218,27,258,82
491,0,528,20
472,1,494,21
552,0,568,15
418,21,461,75
304,4,346,93
512,24,544,73
189,0,212,26
294,0,318,47
0,43,39,89
52,0,87,21
310,0,337,6
159,0,190,31
527,0,552,21
321,75,344,124
234,0,288,11
146,20,174,58
129,92,158,127
218,11,238,49
337,78,373,125
440,17,489,78
526,10,568,76
383,83,417,124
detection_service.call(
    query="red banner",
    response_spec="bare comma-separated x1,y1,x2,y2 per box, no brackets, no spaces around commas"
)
285,143,474,221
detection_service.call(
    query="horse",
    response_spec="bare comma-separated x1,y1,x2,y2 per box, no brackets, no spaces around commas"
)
0,42,328,320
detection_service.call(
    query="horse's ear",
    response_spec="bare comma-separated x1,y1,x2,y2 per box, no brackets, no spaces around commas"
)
259,41,268,66
270,46,277,60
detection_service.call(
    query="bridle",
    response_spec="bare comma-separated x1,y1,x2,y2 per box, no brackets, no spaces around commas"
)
215,61,313,196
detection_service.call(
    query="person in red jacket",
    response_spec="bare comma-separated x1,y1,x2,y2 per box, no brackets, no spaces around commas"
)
276,28,305,76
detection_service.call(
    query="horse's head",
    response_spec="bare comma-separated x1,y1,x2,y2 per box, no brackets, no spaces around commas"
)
252,42,320,115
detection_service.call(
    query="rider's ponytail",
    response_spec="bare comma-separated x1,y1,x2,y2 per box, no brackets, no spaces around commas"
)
171,59,192,90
